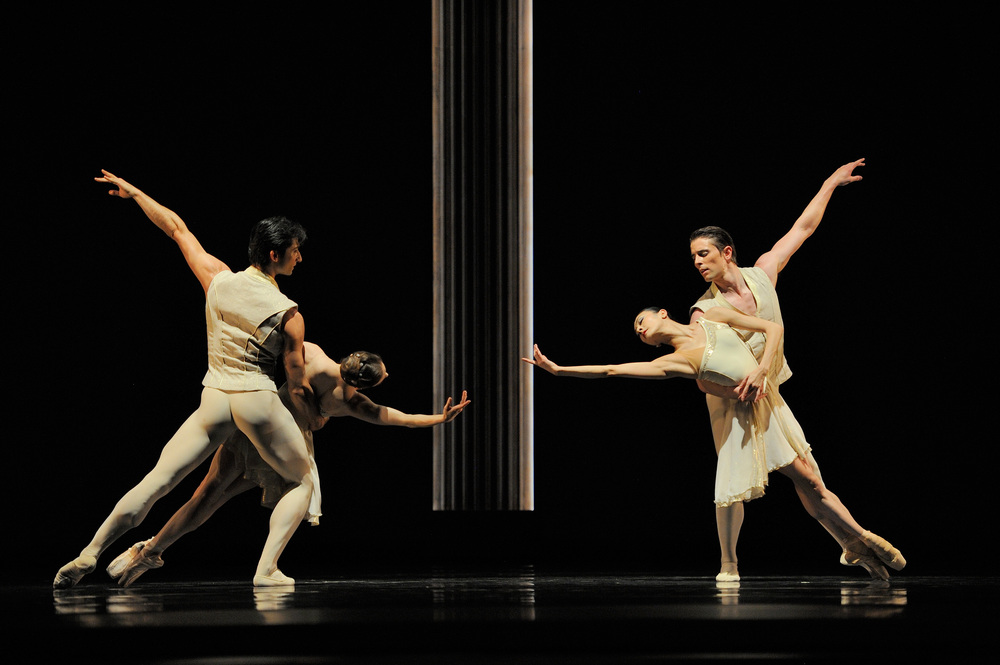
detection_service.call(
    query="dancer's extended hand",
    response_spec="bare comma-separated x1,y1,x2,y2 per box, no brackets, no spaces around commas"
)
95,169,141,199
522,344,559,375
441,390,471,423
829,158,865,187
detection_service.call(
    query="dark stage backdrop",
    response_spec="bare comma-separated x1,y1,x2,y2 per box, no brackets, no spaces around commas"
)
8,4,991,584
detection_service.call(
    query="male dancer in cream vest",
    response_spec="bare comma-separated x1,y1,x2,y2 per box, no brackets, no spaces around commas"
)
54,171,321,588
105,345,471,588
688,158,904,583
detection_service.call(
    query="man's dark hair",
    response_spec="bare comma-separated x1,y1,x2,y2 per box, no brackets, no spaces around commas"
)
248,216,307,267
689,226,737,265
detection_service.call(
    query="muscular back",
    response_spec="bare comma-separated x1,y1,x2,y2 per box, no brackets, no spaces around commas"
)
301,343,359,419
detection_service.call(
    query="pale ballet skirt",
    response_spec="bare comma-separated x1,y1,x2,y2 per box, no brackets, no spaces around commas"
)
706,389,822,506
223,431,323,525
696,319,822,507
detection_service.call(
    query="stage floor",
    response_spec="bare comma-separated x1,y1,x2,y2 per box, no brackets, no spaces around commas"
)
13,567,993,663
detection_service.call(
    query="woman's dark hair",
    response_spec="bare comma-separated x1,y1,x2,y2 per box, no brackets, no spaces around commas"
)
340,351,385,389
248,216,308,267
689,225,737,265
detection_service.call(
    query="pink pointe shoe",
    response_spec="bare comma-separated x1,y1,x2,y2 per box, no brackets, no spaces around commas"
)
116,546,164,588
840,547,890,581
107,540,152,580
861,530,906,571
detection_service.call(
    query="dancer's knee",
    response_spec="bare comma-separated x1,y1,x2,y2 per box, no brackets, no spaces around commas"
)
118,466,187,520
112,491,158,530
780,458,821,491
802,473,825,496
283,467,314,492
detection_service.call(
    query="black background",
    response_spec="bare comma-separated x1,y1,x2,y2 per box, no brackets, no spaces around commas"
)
7,4,993,583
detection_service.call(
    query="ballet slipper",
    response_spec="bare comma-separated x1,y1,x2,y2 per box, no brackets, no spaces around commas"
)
117,550,164,588
53,555,98,589
106,540,152,580
840,548,889,581
716,562,740,583
861,530,906,571
253,570,295,587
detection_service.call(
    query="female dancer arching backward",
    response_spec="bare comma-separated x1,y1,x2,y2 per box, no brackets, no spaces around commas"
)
524,305,905,581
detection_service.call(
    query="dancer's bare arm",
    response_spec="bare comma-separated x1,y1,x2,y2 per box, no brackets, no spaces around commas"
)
96,169,229,293
341,390,471,427
523,344,696,380
282,312,325,431
755,158,865,285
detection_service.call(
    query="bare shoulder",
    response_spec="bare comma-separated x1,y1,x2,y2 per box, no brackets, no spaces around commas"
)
306,343,336,368
303,341,323,361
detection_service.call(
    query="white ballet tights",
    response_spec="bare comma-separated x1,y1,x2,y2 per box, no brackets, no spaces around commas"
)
70,387,311,578
230,390,313,578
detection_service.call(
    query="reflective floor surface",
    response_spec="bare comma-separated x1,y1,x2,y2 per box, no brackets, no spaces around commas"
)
8,568,995,664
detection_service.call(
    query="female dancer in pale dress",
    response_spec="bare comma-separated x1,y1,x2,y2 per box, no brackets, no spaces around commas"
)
523,305,905,581
106,344,470,587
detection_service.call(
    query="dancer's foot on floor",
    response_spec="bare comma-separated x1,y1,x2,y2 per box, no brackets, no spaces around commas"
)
716,561,740,583
253,570,295,587
117,548,164,588
53,555,97,589
107,540,152,580
841,546,890,581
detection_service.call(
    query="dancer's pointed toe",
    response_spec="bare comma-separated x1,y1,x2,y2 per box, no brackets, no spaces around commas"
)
117,549,164,588
841,548,890,581
53,555,97,589
107,540,152,580
861,530,906,571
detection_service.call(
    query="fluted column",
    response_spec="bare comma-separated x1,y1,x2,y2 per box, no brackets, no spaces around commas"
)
432,0,533,510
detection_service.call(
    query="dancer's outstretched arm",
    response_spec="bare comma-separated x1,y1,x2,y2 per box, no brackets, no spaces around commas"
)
755,158,865,285
526,307,782,400
95,169,229,294
523,345,694,380
340,390,471,427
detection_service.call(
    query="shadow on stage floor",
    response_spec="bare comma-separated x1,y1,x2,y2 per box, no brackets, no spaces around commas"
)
10,566,993,664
